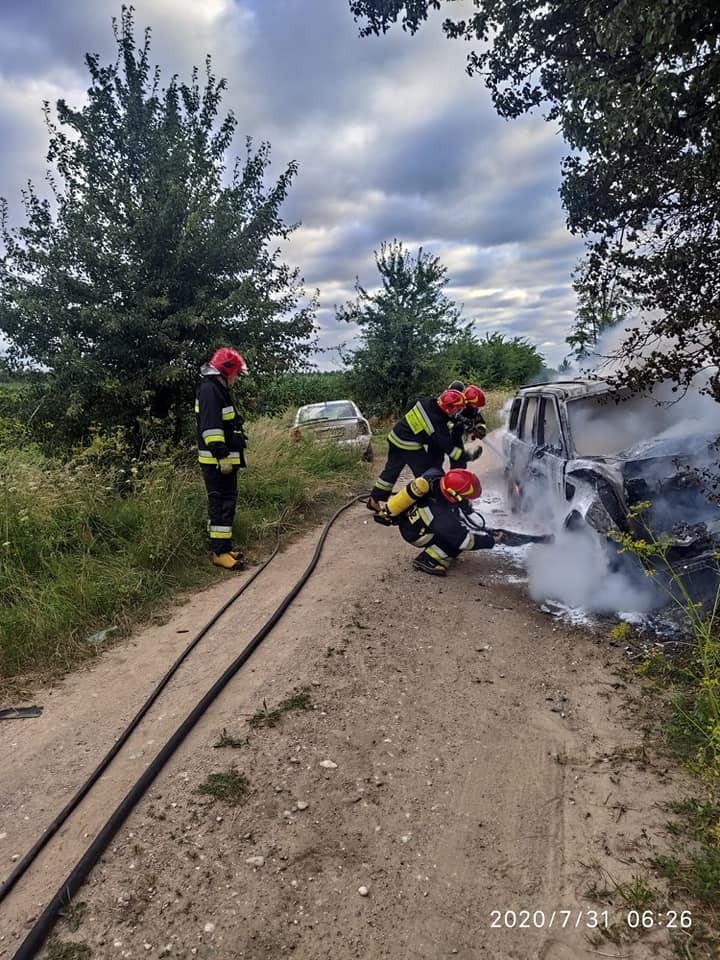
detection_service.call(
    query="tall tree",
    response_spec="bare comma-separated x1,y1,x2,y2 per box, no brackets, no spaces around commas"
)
0,7,316,450
349,0,720,401
338,240,463,414
565,249,632,361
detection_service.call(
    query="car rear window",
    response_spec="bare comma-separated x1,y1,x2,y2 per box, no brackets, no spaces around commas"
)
298,401,357,423
326,402,357,419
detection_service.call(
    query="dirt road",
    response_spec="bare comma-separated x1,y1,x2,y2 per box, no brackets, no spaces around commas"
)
0,461,693,959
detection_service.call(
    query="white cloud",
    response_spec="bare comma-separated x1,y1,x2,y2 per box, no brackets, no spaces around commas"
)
0,0,585,370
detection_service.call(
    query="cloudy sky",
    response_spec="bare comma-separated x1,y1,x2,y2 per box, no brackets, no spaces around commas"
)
0,0,584,370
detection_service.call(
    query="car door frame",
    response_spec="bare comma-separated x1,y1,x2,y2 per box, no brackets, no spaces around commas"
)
526,393,569,506
504,393,539,507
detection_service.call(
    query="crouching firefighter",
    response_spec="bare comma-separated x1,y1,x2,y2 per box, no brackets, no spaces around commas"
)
196,347,249,570
374,467,500,577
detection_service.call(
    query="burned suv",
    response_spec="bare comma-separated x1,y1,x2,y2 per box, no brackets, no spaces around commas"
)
503,379,720,600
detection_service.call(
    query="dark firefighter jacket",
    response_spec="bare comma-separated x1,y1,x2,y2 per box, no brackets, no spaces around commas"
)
195,376,247,467
388,397,464,464
397,472,495,555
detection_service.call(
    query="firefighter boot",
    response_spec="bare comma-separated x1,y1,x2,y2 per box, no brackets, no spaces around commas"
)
412,552,447,577
211,552,245,570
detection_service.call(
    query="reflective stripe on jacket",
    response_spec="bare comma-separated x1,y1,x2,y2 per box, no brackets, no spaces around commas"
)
195,377,247,466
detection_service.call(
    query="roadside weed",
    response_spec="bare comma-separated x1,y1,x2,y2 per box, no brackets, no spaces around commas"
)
615,873,656,910
213,728,247,749
248,689,312,729
197,768,249,805
58,900,87,933
612,502,720,779
46,939,92,960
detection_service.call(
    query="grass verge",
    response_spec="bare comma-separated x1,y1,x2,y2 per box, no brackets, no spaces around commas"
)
606,512,720,954
0,417,369,688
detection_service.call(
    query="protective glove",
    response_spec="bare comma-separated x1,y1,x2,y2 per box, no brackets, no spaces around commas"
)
469,446,483,461
217,458,234,474
373,505,396,526
471,425,487,440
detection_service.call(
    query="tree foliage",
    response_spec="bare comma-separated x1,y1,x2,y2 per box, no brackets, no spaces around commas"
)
349,0,720,400
0,7,316,450
338,240,463,415
443,330,546,389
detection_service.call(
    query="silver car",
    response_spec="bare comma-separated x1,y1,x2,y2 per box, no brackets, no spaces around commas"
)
292,400,374,461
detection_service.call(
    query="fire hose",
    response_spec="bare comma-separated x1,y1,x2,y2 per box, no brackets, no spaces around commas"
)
6,495,364,959
460,509,554,545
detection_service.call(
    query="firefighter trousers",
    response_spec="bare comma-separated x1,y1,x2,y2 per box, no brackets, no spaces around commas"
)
370,443,440,502
201,465,238,554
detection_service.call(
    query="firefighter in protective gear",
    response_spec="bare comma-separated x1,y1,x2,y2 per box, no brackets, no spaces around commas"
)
368,389,468,511
196,348,249,570
375,467,499,576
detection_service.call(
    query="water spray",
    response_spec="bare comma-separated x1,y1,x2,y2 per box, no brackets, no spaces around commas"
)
480,435,503,459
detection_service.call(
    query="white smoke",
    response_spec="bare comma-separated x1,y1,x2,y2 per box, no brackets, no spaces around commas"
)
525,529,659,615
497,348,719,617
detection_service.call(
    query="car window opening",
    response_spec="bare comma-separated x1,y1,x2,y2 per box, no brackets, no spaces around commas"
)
539,398,562,451
519,397,537,440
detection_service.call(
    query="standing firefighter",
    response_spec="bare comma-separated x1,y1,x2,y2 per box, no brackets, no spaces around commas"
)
374,467,499,576
196,347,249,570
368,388,469,512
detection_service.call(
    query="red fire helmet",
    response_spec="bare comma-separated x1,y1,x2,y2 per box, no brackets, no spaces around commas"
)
209,347,248,378
463,385,486,408
439,469,482,503
437,388,466,416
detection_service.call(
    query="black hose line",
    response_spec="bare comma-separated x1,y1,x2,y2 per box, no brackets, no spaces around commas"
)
0,537,282,908
12,495,363,960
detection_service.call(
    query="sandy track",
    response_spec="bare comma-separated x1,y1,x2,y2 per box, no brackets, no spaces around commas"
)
0,466,691,959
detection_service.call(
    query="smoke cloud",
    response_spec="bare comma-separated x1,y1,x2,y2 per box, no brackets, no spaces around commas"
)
525,529,659,615
497,352,719,617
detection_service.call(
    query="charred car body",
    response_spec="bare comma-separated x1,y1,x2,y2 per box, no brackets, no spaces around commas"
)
503,379,720,605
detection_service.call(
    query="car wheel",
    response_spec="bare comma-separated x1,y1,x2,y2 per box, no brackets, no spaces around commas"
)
362,444,374,463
